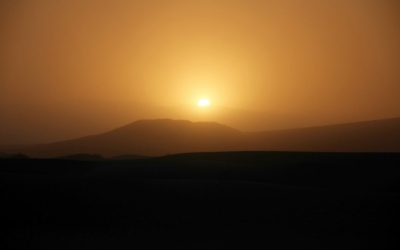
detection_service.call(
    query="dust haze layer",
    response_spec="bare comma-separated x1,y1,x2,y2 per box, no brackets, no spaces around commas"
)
3,117,400,158
1,0,400,145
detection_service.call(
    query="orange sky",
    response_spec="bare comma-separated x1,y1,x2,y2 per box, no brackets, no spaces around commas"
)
1,0,400,144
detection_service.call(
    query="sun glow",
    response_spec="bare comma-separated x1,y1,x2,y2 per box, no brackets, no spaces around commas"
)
198,99,210,107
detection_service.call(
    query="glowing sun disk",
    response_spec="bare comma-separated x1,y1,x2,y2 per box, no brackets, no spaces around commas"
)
198,99,210,107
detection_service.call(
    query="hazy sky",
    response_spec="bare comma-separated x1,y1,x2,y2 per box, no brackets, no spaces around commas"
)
1,0,400,144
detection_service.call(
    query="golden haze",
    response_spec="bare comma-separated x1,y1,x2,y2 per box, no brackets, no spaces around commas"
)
0,0,400,144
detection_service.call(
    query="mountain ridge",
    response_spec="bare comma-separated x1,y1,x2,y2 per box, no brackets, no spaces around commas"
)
2,117,400,157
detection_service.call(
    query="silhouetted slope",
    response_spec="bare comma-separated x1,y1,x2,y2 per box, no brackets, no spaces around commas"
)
6,117,400,158
252,117,400,152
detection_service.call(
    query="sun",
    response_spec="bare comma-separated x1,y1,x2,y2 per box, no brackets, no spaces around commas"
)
198,98,210,107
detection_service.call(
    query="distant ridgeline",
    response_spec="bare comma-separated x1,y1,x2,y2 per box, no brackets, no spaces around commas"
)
55,154,104,161
2,117,400,158
0,153,29,159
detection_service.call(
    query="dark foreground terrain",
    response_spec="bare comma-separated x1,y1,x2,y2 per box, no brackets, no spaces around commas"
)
2,152,400,249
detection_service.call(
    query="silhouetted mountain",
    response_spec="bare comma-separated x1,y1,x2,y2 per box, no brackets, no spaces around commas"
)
4,117,400,158
13,119,246,158
162,104,303,131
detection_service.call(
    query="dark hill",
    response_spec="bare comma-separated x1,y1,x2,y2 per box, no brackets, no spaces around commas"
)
4,117,400,158
15,119,247,158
